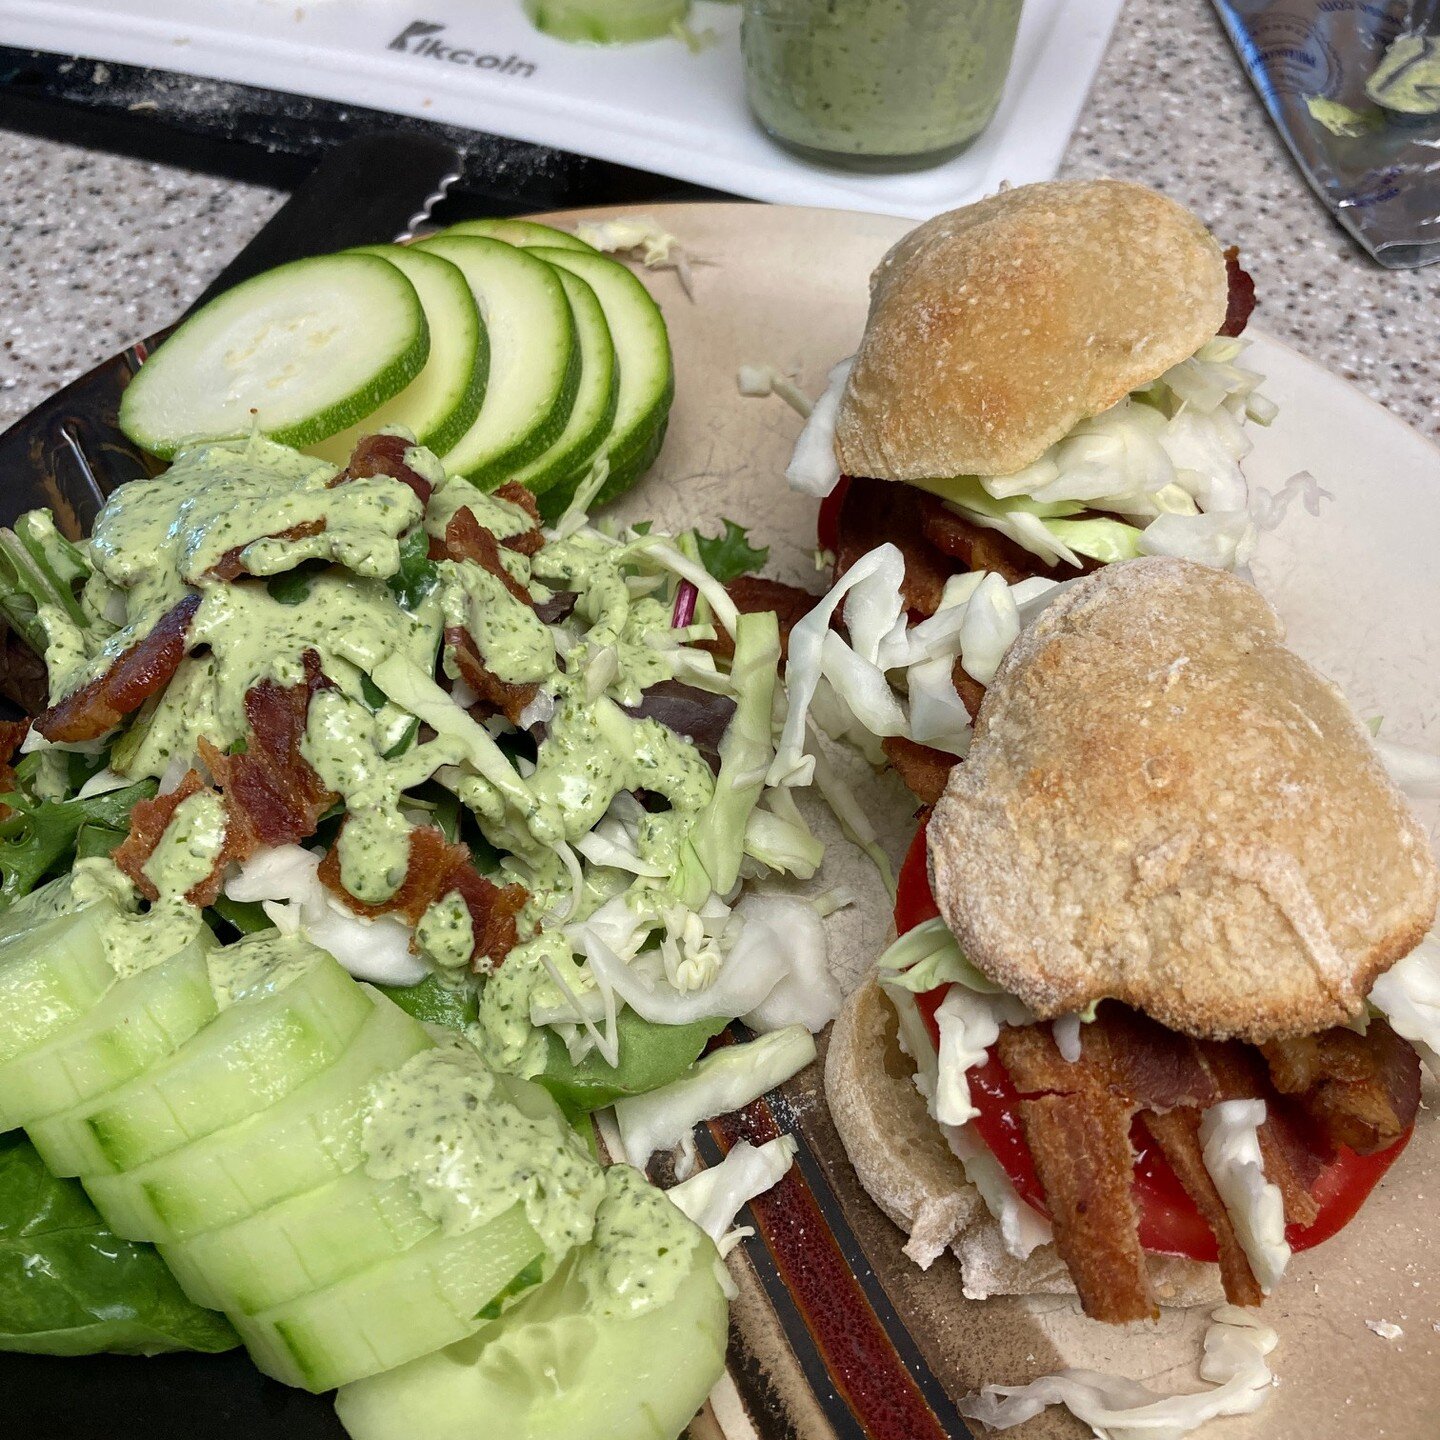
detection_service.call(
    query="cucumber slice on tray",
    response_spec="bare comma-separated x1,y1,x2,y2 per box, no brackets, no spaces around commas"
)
28,952,371,1177
0,933,216,1131
415,235,580,486
529,246,675,516
522,0,691,45
504,266,619,496
309,246,488,464
84,991,432,1243
118,253,430,459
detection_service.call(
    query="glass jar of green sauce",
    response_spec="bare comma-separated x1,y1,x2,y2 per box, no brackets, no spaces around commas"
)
741,0,1024,170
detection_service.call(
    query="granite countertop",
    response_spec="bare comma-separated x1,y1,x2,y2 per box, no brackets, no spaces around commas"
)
1,1,1435,440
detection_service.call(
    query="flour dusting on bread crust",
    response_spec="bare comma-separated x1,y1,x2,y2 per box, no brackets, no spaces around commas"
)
928,558,1439,1043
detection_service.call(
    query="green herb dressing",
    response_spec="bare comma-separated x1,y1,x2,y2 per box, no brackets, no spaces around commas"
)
437,558,555,687
300,687,465,904
362,1044,604,1260
140,789,227,899
576,1164,702,1320
205,929,323,1009
415,890,474,970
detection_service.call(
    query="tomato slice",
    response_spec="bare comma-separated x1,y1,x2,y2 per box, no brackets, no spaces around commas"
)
899,821,1412,1261
816,475,851,556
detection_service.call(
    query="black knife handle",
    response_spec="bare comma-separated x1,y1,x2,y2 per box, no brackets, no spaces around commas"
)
184,130,463,315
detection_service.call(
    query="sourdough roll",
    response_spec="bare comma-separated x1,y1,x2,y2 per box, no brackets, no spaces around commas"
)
929,557,1440,1042
834,179,1230,482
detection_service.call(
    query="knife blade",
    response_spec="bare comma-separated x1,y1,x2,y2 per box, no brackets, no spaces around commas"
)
0,131,463,533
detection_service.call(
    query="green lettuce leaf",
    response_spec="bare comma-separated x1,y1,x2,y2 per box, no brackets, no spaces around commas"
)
0,1132,237,1356
538,1010,728,1114
694,520,767,585
0,782,157,908
377,975,479,1029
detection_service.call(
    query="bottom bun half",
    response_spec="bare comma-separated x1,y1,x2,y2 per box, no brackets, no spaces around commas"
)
823,976,1222,1308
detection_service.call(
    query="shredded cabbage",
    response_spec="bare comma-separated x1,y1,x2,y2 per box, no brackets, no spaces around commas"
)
1137,509,1257,570
958,1304,1280,1438
667,1134,798,1253
737,363,813,418
1198,1099,1291,1293
769,543,905,786
226,845,427,986
615,1025,815,1168
1369,928,1440,1073
877,917,1004,995
784,358,853,498
740,895,840,1034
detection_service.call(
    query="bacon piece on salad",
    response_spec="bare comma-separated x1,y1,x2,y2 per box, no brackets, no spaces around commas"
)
333,432,434,504
446,626,538,728
1219,247,1257,338
317,823,527,970
36,591,202,743
201,650,337,851
491,482,545,557
205,519,327,583
113,770,231,908
440,509,535,607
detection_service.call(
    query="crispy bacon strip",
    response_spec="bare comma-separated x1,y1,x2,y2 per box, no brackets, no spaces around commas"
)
201,650,336,852
492,482,545,557
1140,1108,1264,1307
1220,247,1257,338
333,432,434,504
37,591,201,743
834,476,957,617
441,509,535,606
700,575,818,664
205,519,327,582
113,770,230,908
0,719,30,820
447,626,538,728
318,823,527,971
996,1025,1154,1323
1263,1022,1420,1156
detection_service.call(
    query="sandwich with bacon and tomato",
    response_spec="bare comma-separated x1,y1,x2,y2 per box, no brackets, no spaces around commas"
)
787,177,1308,811
825,553,1440,1327
791,176,1440,1339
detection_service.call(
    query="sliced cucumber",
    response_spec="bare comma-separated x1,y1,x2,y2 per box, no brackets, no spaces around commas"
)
118,253,430,459
521,0,691,45
235,1204,545,1393
29,953,371,1177
0,934,216,1131
309,246,487,464
161,1167,439,1314
505,266,618,496
84,993,432,1244
437,219,596,253
529,247,674,515
413,236,579,486
336,1169,728,1440
0,904,120,1070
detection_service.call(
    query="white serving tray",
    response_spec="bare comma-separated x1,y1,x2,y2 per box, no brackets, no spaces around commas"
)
0,0,1120,218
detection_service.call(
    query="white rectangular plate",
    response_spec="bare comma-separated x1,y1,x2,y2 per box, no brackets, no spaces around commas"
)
0,0,1121,218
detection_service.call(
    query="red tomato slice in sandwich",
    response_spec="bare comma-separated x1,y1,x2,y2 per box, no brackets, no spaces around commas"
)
894,821,1411,1261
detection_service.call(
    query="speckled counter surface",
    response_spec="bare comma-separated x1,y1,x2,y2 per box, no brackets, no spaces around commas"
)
1,0,1435,439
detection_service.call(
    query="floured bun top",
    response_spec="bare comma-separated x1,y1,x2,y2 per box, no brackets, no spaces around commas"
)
928,558,1439,1043
834,179,1229,483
